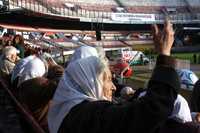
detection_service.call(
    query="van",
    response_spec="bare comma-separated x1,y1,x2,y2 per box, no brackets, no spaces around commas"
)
105,47,131,60
122,50,149,65
105,47,149,65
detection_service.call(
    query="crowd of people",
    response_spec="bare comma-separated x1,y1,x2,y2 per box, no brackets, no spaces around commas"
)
0,34,52,58
1,20,200,133
0,34,65,131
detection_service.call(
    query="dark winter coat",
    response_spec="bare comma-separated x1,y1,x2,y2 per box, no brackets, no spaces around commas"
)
58,55,180,133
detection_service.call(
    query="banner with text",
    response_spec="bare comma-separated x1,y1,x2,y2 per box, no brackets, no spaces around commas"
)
111,13,155,22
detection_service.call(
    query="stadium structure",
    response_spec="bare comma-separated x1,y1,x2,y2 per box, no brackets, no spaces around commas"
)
0,0,200,50
0,1,200,133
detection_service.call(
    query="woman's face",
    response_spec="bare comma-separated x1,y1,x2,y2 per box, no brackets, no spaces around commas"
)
10,53,17,63
15,37,20,44
102,69,116,101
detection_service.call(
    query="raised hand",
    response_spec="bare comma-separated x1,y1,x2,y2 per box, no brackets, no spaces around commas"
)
152,19,174,56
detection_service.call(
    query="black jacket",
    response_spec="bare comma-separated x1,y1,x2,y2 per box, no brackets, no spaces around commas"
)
191,79,200,112
158,119,200,133
58,55,180,133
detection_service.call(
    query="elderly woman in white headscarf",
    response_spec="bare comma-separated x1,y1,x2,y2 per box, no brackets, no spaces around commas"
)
11,52,60,88
48,45,111,131
48,54,116,133
11,54,47,87
0,46,19,79
48,20,181,133
11,52,64,130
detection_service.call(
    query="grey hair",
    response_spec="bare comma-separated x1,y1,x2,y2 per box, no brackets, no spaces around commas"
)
96,47,106,59
2,46,18,59
95,52,110,90
95,46,109,76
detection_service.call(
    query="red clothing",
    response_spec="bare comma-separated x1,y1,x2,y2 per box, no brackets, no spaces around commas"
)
113,62,133,78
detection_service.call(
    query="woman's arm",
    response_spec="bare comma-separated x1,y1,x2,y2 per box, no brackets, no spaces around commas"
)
58,20,180,133
126,19,179,132
102,20,180,133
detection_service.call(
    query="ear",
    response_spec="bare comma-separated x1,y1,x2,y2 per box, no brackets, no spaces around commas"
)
103,71,107,81
103,68,111,82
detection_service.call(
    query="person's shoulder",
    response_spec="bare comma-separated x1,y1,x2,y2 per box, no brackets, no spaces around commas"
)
69,100,113,115
184,122,200,133
78,100,113,109
4,59,15,66
160,119,200,133
195,79,200,86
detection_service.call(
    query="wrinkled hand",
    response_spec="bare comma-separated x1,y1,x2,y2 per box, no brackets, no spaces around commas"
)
152,19,174,56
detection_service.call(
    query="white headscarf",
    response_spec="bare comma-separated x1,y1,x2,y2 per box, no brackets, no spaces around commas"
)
11,55,35,83
138,92,192,123
48,56,106,133
169,94,192,123
69,45,98,63
11,55,47,86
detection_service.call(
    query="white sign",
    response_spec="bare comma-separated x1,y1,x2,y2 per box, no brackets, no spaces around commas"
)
111,13,155,22
122,51,133,61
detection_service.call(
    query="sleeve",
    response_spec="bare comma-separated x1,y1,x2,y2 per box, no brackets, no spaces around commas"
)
100,55,180,133
149,54,180,93
191,79,200,112
130,54,180,132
